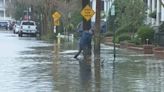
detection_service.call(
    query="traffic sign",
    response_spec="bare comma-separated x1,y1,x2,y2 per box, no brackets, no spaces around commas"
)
54,19,60,26
52,12,61,21
80,5,95,21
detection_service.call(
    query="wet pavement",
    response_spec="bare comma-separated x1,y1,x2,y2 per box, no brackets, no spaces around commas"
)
0,30,164,92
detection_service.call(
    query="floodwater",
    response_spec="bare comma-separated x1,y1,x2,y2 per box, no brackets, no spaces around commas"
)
0,30,164,92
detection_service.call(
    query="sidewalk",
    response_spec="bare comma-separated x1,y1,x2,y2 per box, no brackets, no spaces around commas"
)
103,37,164,59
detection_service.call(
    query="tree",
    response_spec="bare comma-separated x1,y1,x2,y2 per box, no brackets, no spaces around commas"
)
7,0,27,20
7,0,81,39
7,0,57,37
114,0,146,38
56,0,82,34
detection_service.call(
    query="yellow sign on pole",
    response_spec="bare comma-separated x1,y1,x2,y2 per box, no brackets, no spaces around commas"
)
80,5,95,21
52,12,61,21
54,19,60,26
52,11,61,26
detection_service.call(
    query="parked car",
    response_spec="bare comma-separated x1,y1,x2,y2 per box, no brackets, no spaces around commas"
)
18,20,38,37
13,21,21,34
0,21,9,30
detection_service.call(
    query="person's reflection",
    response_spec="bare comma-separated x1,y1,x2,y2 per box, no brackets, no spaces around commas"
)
94,58,101,92
79,56,92,92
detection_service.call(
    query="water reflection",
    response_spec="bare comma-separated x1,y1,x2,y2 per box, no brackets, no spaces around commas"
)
3,31,164,92
79,59,92,92
52,39,104,92
79,55,102,92
94,58,101,92
18,38,164,92
145,60,164,92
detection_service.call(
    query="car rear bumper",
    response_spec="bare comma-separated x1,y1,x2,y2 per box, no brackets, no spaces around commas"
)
21,30,38,34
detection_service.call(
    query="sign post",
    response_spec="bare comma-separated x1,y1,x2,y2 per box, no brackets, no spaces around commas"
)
81,1,93,30
52,11,61,33
81,1,93,59
52,11,62,45
111,5,116,59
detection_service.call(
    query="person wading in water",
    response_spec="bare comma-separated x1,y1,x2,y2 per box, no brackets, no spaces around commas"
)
74,28,94,59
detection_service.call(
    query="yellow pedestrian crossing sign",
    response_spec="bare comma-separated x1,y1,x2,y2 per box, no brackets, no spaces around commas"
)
52,11,61,26
52,12,61,21
81,5,95,21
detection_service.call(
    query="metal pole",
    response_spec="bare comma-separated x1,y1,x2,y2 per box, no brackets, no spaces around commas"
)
111,4,116,59
111,1,116,92
113,26,116,59
106,0,116,59
27,9,29,20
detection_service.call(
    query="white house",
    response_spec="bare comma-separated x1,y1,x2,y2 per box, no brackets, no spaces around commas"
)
90,0,113,22
0,0,12,21
90,0,164,27
146,0,164,27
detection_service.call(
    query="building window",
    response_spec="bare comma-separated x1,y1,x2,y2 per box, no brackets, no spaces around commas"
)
155,0,157,9
0,0,4,7
101,1,104,11
144,0,147,4
0,10,4,17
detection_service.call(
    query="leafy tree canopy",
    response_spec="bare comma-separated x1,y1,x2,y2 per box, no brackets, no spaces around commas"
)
114,0,146,35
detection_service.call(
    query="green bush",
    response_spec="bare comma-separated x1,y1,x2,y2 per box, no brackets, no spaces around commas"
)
159,22,164,32
116,24,131,36
128,37,141,45
137,26,154,44
104,31,113,37
117,34,131,43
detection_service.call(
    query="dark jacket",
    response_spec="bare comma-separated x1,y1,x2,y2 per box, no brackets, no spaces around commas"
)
79,31,92,49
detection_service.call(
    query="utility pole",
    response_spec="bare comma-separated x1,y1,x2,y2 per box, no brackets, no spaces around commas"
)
94,1,102,91
94,0,101,58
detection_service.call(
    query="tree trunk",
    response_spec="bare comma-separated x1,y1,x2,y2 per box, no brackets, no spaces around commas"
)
94,0,101,59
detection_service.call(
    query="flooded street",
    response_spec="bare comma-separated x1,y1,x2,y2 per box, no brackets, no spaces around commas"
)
0,31,54,92
1,30,164,92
